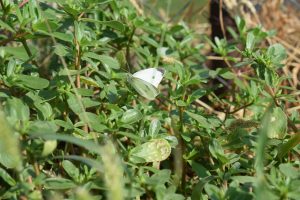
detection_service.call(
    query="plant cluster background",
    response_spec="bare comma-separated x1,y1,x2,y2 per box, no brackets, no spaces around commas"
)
0,0,299,199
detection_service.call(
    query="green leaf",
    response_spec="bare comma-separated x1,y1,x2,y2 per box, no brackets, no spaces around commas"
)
80,76,101,87
120,109,143,124
28,133,103,156
84,52,120,70
191,176,216,200
4,97,30,123
15,74,49,89
62,160,80,182
277,134,300,158
77,88,94,96
0,110,22,169
279,163,300,179
255,105,276,200
141,35,159,47
230,176,256,184
176,100,187,107
27,120,58,135
56,155,103,173
267,107,287,139
42,140,57,157
44,178,77,190
67,92,83,114
188,89,206,104
79,112,107,132
32,20,60,33
0,167,16,186
98,55,120,70
189,161,211,178
0,46,36,60
54,44,69,56
209,139,228,164
129,139,171,163
246,32,255,50
82,98,101,108
52,32,74,42
0,19,16,33
267,43,287,66
80,18,125,32
146,169,171,186
185,111,212,129
149,119,161,137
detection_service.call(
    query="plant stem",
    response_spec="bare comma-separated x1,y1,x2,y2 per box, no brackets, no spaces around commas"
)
0,0,7,20
20,39,40,68
154,26,166,68
74,35,81,88
178,105,186,192
0,32,28,46
219,0,226,39
0,0,4,9
21,39,33,57
126,27,135,72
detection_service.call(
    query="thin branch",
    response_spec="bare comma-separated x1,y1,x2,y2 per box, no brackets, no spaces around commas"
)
126,28,135,72
168,0,193,23
20,39,40,68
0,32,28,46
227,101,254,114
0,0,5,10
219,0,226,39
19,0,29,8
74,37,81,88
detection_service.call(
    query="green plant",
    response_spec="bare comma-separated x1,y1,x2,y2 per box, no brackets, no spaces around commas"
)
0,1,299,199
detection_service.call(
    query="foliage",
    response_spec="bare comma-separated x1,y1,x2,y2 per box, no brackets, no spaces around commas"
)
0,1,299,199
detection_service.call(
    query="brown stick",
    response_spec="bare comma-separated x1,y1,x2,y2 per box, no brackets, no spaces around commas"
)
219,0,226,39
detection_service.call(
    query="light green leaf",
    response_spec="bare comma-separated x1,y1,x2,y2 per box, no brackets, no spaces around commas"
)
44,178,77,190
4,97,30,123
267,107,287,139
84,52,120,69
0,110,22,169
62,160,80,182
246,32,255,50
129,139,171,163
185,111,212,129
120,109,143,124
149,119,161,137
42,140,57,157
78,112,107,132
32,20,60,33
279,163,300,179
0,167,16,186
67,92,82,114
54,44,69,56
0,46,35,60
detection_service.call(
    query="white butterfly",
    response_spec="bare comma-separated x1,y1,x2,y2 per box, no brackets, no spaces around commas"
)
127,68,165,100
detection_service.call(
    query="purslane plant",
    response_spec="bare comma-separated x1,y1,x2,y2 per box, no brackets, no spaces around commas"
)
0,1,299,200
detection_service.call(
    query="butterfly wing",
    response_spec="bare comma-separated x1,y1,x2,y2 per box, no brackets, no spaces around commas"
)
127,74,159,100
132,68,164,88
